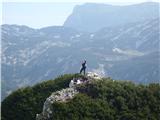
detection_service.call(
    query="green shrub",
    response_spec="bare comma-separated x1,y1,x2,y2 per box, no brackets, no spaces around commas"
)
2,74,160,120
1,74,76,120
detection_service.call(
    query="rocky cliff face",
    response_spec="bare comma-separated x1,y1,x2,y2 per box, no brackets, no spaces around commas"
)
36,72,102,120
64,2,159,32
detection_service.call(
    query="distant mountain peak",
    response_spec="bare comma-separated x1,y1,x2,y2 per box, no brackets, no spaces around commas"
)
64,2,159,32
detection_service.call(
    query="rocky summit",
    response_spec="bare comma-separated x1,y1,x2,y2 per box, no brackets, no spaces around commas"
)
36,72,102,120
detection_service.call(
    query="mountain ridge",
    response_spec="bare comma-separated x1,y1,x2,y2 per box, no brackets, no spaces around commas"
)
2,74,160,120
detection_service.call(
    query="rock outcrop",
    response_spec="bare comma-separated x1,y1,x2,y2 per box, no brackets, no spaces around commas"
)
36,88,78,120
36,72,102,120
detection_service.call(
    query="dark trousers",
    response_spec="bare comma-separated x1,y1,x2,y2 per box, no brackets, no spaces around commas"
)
80,67,86,75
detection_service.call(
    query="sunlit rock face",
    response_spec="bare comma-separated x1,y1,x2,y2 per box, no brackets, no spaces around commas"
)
36,88,79,120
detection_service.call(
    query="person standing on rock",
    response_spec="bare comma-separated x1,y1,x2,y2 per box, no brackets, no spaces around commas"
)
80,60,87,75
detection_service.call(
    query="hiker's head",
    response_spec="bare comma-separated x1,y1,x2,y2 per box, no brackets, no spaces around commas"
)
84,60,86,63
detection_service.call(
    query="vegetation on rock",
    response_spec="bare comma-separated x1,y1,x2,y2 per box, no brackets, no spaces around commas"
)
1,74,160,120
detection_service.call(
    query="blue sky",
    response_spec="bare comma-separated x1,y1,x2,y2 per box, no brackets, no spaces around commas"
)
1,0,159,28
2,3,80,28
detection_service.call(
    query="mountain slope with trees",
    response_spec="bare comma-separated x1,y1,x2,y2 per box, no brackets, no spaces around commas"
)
1,18,159,100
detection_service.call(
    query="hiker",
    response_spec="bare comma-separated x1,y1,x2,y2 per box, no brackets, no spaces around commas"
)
80,60,87,75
